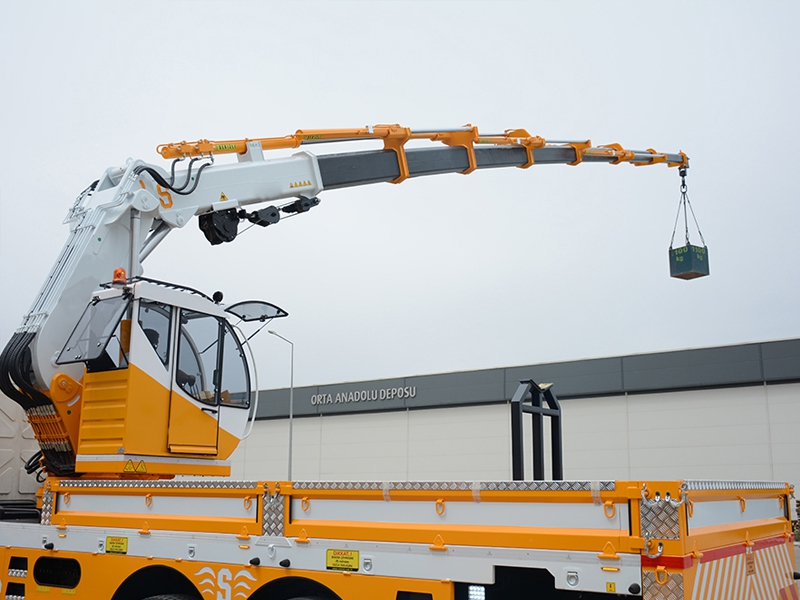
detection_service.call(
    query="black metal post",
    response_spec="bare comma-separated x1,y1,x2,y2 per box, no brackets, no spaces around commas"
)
508,380,564,481
511,394,524,481
531,388,544,481
545,388,564,480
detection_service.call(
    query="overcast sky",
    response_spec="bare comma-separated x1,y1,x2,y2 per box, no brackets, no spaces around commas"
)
1,1,798,390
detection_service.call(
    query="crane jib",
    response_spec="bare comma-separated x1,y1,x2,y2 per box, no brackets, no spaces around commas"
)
316,145,685,190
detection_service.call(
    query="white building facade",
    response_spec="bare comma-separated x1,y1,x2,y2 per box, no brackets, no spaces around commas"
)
231,339,800,486
1,339,797,497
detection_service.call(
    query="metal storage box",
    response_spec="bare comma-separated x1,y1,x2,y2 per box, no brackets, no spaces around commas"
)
669,244,709,280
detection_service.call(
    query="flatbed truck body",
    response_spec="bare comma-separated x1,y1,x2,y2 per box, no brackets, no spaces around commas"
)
0,477,795,599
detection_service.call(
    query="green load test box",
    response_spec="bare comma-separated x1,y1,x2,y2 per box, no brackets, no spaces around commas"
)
669,244,709,280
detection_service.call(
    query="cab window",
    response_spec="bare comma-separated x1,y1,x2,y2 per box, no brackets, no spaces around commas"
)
175,310,251,409
176,310,221,405
56,295,130,372
138,300,171,366
219,323,250,408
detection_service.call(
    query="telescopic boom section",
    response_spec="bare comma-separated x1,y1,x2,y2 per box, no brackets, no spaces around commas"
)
157,124,688,185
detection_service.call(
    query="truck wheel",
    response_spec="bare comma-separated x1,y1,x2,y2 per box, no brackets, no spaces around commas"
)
143,596,198,600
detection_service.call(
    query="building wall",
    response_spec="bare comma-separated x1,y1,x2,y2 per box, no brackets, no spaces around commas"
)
231,382,800,486
2,340,798,492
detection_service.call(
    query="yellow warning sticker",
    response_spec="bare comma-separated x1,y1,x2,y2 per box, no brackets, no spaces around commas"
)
220,192,229,201
746,552,756,576
606,582,616,593
326,549,359,572
106,536,129,555
123,460,135,473
135,460,147,473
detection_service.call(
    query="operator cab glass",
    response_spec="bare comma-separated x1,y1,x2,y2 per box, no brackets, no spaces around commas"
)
57,286,254,409
176,310,219,404
175,309,251,408
138,300,171,366
225,300,288,322
57,279,272,425
56,295,131,372
219,324,249,406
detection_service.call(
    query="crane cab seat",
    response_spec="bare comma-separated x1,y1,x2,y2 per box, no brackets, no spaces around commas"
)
142,327,159,348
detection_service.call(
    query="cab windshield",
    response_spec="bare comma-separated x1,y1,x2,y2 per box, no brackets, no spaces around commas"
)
56,295,131,371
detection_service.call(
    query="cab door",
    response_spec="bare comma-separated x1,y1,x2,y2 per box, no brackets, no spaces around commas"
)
167,309,221,455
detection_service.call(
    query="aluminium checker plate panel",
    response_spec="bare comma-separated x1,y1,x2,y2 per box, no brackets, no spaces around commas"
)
291,480,616,492
643,571,684,600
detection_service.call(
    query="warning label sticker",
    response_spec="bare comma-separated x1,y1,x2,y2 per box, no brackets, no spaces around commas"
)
746,553,756,576
123,460,147,473
326,549,359,572
106,536,129,555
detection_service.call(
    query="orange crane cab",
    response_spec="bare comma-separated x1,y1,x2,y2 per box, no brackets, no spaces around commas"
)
53,277,286,477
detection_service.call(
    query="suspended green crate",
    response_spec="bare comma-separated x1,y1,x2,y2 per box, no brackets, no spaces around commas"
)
669,244,709,280
669,166,709,280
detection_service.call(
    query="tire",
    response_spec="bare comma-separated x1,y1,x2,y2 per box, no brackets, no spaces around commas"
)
142,596,198,600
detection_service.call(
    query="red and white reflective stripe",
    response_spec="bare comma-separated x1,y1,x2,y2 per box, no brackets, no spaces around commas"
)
779,583,799,600
691,539,795,600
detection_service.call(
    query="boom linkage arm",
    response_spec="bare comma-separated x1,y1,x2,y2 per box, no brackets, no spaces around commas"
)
157,124,688,185
150,125,686,245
